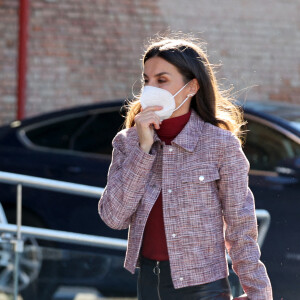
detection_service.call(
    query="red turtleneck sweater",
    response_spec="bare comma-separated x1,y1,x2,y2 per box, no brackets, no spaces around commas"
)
141,109,192,261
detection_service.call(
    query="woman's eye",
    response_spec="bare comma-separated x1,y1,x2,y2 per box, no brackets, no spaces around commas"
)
143,78,166,84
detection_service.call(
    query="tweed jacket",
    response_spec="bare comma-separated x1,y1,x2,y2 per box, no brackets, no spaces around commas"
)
98,108,273,299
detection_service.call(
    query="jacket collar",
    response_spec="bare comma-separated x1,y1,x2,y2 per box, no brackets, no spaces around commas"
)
153,108,205,152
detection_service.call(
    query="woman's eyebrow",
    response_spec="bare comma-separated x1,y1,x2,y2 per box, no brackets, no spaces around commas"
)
143,72,171,78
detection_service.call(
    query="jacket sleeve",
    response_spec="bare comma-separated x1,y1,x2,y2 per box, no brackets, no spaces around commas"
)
98,130,156,230
217,133,273,300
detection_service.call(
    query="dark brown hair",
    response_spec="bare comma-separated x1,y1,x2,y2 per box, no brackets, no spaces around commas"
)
123,33,247,145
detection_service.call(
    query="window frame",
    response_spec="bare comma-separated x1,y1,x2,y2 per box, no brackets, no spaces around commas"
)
17,106,123,159
244,113,300,177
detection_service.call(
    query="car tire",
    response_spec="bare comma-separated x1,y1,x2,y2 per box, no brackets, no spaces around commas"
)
2,209,58,300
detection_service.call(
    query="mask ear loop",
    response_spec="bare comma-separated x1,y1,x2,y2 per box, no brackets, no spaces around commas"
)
172,80,194,112
172,80,191,97
173,93,194,112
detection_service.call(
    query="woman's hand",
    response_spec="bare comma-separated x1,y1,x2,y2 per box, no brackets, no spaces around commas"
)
233,294,249,300
134,106,163,153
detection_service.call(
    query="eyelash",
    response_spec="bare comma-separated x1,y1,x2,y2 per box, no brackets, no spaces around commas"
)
143,79,166,84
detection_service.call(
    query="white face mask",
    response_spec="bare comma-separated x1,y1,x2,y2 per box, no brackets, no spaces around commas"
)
139,81,194,121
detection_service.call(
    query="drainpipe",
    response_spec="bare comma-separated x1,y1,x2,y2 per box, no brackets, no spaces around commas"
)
16,0,30,120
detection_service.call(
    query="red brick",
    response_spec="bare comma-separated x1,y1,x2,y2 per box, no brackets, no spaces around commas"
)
0,0,300,125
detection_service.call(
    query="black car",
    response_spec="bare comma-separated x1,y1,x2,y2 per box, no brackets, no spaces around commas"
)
0,99,299,299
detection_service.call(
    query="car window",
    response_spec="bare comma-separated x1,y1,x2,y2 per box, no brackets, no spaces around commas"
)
25,110,125,155
71,111,124,155
243,119,300,172
26,115,91,150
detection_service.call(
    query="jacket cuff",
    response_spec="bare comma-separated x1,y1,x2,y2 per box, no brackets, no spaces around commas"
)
123,141,156,177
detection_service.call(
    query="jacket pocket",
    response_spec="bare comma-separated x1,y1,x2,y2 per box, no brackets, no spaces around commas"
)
181,163,220,183
180,163,221,209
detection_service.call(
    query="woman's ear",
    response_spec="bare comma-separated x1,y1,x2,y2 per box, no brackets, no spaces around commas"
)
190,78,200,95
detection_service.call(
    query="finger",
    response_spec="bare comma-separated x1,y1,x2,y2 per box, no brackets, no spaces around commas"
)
139,109,159,116
139,116,161,129
142,106,163,112
136,108,162,128
153,119,160,130
138,110,161,125
146,114,161,127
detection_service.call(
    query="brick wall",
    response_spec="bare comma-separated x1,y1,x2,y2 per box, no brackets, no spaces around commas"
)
159,0,300,104
0,0,299,125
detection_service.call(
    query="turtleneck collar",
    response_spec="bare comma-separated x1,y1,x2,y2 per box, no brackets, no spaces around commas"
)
155,109,192,144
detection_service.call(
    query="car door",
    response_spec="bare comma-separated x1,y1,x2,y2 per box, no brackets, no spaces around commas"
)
243,114,300,298
3,106,127,240
0,105,138,299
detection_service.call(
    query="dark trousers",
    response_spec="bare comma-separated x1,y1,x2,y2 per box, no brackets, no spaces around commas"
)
137,256,232,300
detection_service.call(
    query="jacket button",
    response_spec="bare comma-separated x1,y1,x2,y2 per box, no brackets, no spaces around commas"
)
180,277,183,281
168,189,172,193
199,175,204,181
172,233,176,238
169,148,173,152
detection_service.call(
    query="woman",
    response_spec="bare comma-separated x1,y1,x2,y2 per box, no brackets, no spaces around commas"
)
98,34,273,300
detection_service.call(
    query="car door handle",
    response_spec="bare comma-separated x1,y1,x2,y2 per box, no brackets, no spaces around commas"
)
67,166,82,174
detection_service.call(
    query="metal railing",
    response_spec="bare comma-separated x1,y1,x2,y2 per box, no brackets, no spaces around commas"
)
0,222,127,250
0,170,104,198
0,170,123,299
0,170,271,299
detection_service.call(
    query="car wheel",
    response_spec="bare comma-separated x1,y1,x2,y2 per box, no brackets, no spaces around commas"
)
2,209,58,300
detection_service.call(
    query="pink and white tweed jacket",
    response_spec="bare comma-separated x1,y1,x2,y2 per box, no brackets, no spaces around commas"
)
98,108,273,299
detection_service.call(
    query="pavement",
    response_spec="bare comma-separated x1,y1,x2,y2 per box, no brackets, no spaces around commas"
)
0,295,136,300
53,287,137,300
0,287,137,300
